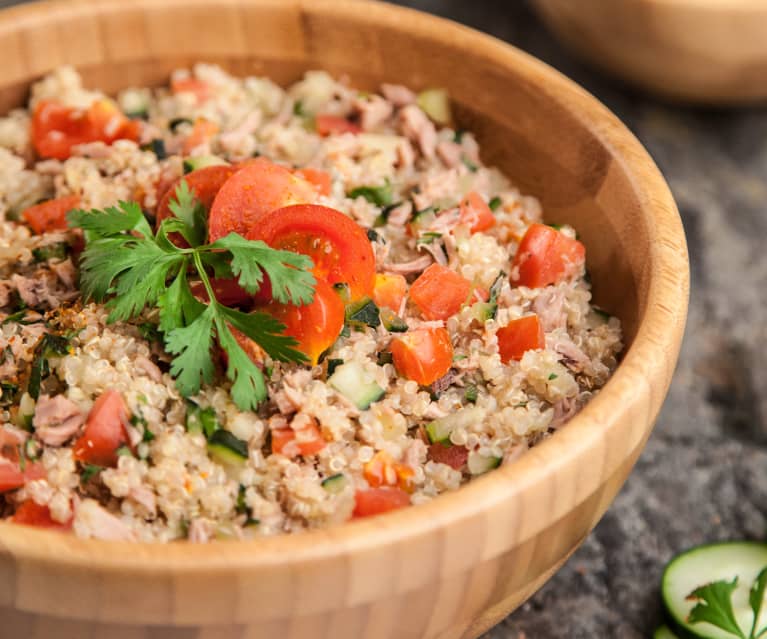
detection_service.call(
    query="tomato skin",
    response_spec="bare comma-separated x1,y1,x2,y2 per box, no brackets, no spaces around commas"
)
208,158,316,242
171,77,209,103
353,487,410,517
496,315,546,363
182,118,219,155
294,168,332,196
459,191,496,233
248,204,376,302
271,418,326,458
0,461,45,493
510,223,586,288
409,264,472,321
390,327,453,386
31,99,139,160
72,390,132,468
427,443,468,470
373,273,408,312
316,114,362,137
12,500,72,530
258,278,345,366
22,194,80,235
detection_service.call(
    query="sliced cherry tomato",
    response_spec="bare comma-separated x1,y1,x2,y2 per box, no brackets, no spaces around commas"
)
409,264,472,320
510,223,586,288
31,99,139,160
459,191,496,234
373,273,408,312
294,167,332,197
22,194,80,235
363,451,415,492
248,204,376,302
353,487,410,517
12,500,72,531
258,278,345,366
171,77,210,103
182,118,219,155
315,114,362,137
427,443,469,470
390,327,453,386
208,158,316,242
0,460,45,493
496,315,545,363
271,417,326,458
72,390,132,468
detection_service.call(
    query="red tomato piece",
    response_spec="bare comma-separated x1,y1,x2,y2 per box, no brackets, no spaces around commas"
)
496,315,546,363
182,118,219,155
390,327,453,386
271,417,326,458
12,500,72,531
72,390,132,468
208,158,316,242
171,77,210,103
427,443,469,470
248,204,376,302
258,278,345,366
459,191,496,233
409,264,472,320
294,167,332,196
0,460,45,493
510,223,586,288
315,114,362,137
363,451,415,492
353,487,411,517
22,194,80,235
373,273,408,312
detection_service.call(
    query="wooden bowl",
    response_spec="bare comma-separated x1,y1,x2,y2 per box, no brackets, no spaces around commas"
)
0,1,689,637
531,0,767,105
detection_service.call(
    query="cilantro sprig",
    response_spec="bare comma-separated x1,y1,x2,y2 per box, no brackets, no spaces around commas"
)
67,183,316,411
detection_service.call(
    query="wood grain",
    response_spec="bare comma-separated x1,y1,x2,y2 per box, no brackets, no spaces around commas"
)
531,0,767,105
0,0,689,637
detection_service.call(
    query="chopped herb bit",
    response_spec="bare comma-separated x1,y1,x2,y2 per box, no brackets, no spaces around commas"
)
2,310,35,326
546,223,563,231
169,117,192,131
340,324,351,338
186,403,220,439
244,517,260,527
126,110,148,120
416,232,442,245
236,484,249,515
137,322,162,343
345,297,380,329
377,351,393,366
32,242,69,262
80,464,103,483
452,354,468,361
348,183,393,207
293,99,306,117
593,308,611,321
488,196,502,212
461,155,478,172
116,444,133,458
548,373,558,380
28,333,71,400
326,358,344,377
453,129,465,143
513,401,528,408
141,138,167,160
0,381,19,406
464,385,478,403
380,308,407,333
24,438,40,461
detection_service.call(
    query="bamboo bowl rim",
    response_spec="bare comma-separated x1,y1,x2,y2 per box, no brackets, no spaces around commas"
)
0,0,688,575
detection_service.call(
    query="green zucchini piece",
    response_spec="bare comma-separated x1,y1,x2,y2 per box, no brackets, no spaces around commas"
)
380,308,407,333
183,155,228,174
425,406,484,445
661,541,767,639
467,451,501,475
328,360,384,410
416,88,451,125
186,404,219,438
346,296,380,329
326,358,344,377
207,429,249,466
321,473,348,495
348,183,393,207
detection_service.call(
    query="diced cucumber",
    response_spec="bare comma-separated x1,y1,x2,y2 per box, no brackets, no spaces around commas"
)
186,403,219,438
347,183,393,207
661,541,767,639
321,473,348,495
425,406,484,445
182,155,228,174
467,451,501,475
416,88,451,125
654,626,680,639
471,301,497,323
329,360,384,410
380,308,407,332
207,429,248,466
463,385,478,403
346,296,380,329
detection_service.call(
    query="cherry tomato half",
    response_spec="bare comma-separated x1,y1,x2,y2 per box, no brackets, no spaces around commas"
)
247,204,375,302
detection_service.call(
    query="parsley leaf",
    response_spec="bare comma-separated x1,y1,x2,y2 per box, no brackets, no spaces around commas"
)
687,578,747,639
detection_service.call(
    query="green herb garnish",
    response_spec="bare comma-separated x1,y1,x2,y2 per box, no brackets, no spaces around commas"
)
488,196,502,212
348,183,393,207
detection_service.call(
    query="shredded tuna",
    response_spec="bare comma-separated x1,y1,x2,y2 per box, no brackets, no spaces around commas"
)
383,254,433,275
403,438,427,468
386,201,412,227
0,425,28,447
533,288,567,332
399,105,437,160
10,272,77,309
550,397,579,429
33,393,86,446
553,338,590,372
129,484,157,515
436,140,463,168
381,83,416,107
354,95,393,131
417,240,448,266
50,258,76,288
0,282,11,307
134,355,162,382
395,138,416,170
218,111,262,151
188,518,216,543
502,442,529,466
73,499,137,541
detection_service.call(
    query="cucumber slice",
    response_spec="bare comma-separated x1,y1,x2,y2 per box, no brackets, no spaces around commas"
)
183,155,228,174
380,308,407,333
346,297,380,329
321,473,348,495
654,626,681,639
416,88,451,125
207,429,249,466
425,406,484,445
467,451,501,475
662,541,767,639
328,361,384,410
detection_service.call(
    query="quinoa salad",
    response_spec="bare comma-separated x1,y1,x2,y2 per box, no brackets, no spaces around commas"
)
0,64,622,542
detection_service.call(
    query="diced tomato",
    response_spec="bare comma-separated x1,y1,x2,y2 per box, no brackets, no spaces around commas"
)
248,204,376,302
258,278,345,366
459,191,495,233
12,500,72,531
182,118,219,155
171,77,210,104
372,273,408,312
208,158,316,242
496,315,546,363
0,460,45,493
22,194,80,235
72,390,132,468
363,451,416,492
510,223,586,288
294,167,332,197
409,264,472,320
271,417,326,458
353,487,411,517
390,327,453,386
315,114,362,137
31,99,140,160
427,443,469,470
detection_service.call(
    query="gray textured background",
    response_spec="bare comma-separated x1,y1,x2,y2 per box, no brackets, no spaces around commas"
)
2,0,766,637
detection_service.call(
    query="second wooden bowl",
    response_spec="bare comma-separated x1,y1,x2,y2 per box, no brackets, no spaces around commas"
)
0,0,689,637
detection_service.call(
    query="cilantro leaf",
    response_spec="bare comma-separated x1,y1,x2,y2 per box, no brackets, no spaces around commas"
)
157,265,205,333
164,305,217,396
687,578,747,639
750,567,767,638
214,315,267,411
219,306,306,363
68,201,153,240
210,234,316,304
167,180,207,247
